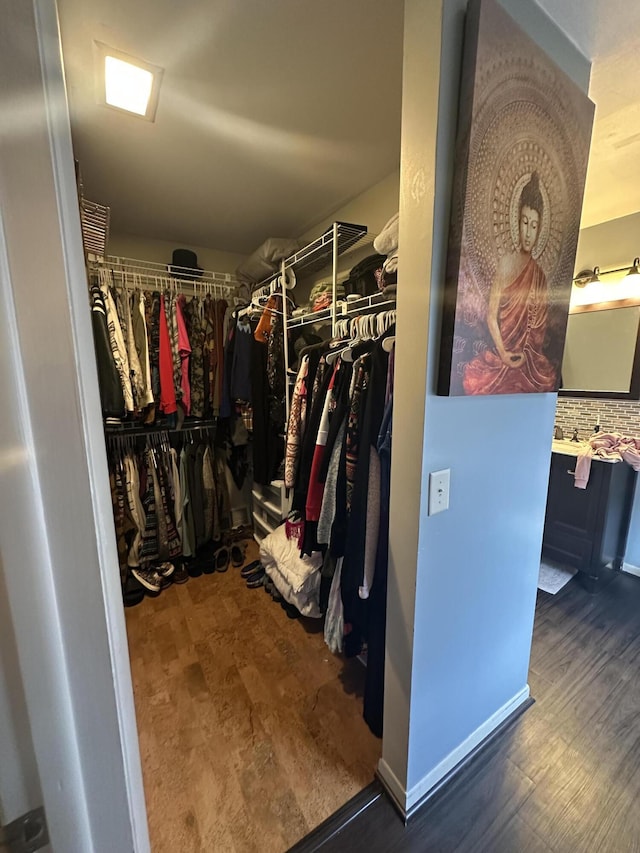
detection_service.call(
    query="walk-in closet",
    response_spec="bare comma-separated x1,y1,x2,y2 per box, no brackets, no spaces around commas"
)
57,1,404,849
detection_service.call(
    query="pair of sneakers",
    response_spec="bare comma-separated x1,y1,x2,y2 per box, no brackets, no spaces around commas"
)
131,561,188,594
263,578,299,619
240,560,265,588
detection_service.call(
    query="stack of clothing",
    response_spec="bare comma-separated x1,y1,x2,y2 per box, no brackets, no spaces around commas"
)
373,212,399,298
307,278,347,312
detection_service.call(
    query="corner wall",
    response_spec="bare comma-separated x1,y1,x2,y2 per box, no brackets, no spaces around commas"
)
380,0,591,813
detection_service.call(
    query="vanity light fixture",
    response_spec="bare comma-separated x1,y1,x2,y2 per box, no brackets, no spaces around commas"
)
573,267,600,288
625,257,640,280
572,259,640,287
94,42,163,121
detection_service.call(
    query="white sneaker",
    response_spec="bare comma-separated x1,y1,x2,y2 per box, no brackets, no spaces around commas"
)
131,567,162,593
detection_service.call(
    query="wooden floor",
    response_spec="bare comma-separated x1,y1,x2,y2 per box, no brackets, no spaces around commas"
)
125,539,382,853
310,571,640,852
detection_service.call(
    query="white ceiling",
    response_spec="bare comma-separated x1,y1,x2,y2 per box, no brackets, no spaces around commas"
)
58,0,640,254
57,0,404,254
536,0,640,229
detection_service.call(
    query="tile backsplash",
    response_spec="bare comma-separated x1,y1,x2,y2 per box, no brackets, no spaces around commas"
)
555,398,640,439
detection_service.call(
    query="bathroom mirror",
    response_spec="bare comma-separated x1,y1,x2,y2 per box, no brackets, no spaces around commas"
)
559,299,640,399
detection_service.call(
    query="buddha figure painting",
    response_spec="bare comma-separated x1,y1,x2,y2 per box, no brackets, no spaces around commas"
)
438,0,594,397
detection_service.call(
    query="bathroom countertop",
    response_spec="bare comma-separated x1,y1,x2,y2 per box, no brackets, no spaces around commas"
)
551,439,618,461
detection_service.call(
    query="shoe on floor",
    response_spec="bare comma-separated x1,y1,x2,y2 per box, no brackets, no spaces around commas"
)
283,601,300,619
240,560,261,579
264,578,274,594
157,562,175,578
172,564,189,584
131,567,163,594
231,543,245,567
246,570,265,589
186,559,202,578
215,547,230,572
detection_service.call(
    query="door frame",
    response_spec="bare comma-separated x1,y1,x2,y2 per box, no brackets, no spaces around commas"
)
0,0,149,849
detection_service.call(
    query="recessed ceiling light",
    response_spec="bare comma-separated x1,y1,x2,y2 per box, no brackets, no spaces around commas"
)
105,56,153,115
94,42,163,122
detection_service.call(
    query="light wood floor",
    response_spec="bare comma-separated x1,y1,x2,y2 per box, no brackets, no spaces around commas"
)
125,540,382,853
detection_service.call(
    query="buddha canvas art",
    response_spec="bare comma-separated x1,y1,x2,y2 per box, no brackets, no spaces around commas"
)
438,0,594,397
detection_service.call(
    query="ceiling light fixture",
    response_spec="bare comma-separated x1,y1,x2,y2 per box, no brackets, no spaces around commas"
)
94,42,163,122
105,56,153,115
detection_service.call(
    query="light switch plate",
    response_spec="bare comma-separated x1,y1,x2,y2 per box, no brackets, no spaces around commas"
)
428,469,450,515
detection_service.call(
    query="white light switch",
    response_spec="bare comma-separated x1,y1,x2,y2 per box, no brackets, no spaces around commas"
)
428,469,450,515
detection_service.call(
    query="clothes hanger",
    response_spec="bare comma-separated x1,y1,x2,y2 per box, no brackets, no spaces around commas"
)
326,345,350,366
340,317,363,363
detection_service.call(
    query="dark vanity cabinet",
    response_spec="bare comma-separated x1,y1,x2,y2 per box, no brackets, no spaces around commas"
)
542,452,637,592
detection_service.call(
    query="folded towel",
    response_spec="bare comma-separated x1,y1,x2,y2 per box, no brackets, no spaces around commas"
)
382,283,397,299
383,253,398,275
374,212,399,256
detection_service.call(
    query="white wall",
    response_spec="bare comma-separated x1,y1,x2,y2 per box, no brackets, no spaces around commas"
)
575,210,640,274
293,170,400,304
300,169,400,244
379,0,591,813
109,232,246,274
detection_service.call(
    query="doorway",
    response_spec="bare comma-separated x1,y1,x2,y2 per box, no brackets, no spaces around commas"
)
55,0,404,848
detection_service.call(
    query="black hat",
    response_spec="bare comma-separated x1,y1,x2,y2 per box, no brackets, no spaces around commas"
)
168,248,203,279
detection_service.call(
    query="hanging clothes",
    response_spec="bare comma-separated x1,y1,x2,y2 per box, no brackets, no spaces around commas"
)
89,280,124,419
251,322,284,486
158,295,177,415
101,275,134,412
305,362,339,523
175,294,192,415
203,295,216,416
185,297,206,418
231,318,253,403
131,291,154,408
284,355,309,489
214,299,228,410
363,394,393,737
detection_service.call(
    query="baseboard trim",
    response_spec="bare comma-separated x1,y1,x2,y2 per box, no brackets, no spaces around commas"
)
377,685,532,820
622,562,640,578
287,780,384,852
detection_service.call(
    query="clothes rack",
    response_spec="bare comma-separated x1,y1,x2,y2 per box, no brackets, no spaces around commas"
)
105,418,218,437
88,254,242,299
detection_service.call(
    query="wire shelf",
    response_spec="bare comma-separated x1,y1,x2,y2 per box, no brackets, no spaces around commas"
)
88,255,244,296
104,417,218,436
256,221,367,288
287,292,396,329
80,199,110,261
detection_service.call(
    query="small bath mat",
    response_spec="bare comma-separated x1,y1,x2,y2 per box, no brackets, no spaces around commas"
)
538,559,576,595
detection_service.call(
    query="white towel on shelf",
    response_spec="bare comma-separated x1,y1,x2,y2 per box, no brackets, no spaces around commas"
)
373,212,399,256
383,254,398,275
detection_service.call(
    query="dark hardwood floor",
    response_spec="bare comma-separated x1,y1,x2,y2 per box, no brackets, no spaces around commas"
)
301,571,640,852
